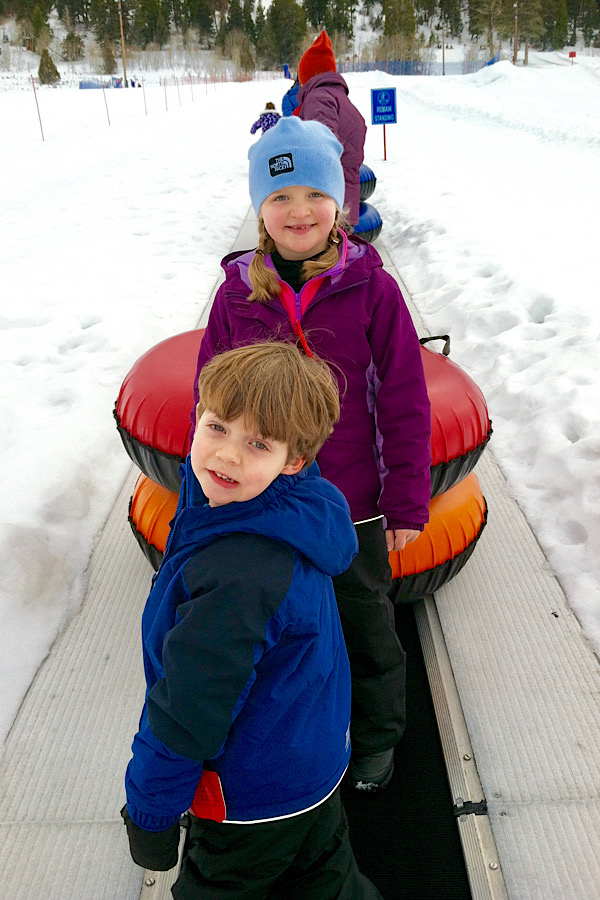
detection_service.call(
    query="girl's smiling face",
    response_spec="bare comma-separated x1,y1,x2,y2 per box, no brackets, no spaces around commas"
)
191,409,304,507
260,185,337,260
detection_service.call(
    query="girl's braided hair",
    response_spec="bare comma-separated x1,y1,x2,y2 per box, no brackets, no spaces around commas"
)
247,210,349,303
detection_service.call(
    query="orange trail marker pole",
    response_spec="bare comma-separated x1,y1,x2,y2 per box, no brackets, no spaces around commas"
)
30,75,44,141
101,81,111,125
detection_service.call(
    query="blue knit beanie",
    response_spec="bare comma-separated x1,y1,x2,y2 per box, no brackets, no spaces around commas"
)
248,117,345,215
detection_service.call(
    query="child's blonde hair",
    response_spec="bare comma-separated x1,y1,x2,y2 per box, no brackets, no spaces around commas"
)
196,342,340,466
248,211,348,303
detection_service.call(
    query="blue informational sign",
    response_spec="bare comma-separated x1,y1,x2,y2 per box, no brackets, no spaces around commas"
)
371,88,397,125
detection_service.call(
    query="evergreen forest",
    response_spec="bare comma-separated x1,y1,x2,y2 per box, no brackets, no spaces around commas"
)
2,0,599,72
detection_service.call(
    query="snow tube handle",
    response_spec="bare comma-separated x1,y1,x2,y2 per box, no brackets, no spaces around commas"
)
420,334,451,356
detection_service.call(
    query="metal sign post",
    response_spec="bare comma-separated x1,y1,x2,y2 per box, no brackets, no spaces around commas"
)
371,88,397,161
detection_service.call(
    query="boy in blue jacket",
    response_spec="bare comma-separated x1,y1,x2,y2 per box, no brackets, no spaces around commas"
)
121,342,383,899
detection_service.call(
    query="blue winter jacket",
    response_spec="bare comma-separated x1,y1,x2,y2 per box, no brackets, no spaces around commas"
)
281,80,300,116
125,457,358,830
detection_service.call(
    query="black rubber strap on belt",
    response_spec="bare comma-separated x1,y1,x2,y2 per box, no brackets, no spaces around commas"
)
453,798,488,818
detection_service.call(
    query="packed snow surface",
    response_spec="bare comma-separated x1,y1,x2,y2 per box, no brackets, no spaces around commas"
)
1,52,599,743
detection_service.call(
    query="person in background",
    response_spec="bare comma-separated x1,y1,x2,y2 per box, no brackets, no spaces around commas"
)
282,77,300,116
294,30,367,229
191,117,432,793
250,101,281,136
122,341,383,899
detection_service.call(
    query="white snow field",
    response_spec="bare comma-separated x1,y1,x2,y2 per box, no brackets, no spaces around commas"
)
1,51,600,748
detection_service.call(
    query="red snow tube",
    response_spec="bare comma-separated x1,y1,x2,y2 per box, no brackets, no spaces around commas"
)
421,335,492,496
114,329,205,492
114,332,491,497
129,471,487,603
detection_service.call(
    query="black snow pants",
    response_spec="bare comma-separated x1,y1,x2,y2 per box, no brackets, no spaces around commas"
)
171,786,382,899
333,517,407,758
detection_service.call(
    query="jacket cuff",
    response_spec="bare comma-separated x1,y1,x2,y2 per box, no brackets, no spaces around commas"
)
120,805,180,872
383,520,426,533
127,804,181,832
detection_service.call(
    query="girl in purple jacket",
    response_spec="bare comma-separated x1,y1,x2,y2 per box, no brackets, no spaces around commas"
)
295,30,366,227
250,101,281,135
193,116,431,792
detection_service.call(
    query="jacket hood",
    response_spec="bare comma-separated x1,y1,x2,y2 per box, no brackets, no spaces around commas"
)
298,71,349,100
220,233,376,296
167,456,358,578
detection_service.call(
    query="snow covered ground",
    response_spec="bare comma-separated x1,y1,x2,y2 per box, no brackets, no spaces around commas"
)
1,50,599,746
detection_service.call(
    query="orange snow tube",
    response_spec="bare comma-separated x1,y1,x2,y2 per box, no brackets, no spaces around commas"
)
128,474,179,572
115,331,491,498
388,471,487,603
129,471,487,604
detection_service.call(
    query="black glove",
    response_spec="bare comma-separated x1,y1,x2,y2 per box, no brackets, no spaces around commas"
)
120,804,180,871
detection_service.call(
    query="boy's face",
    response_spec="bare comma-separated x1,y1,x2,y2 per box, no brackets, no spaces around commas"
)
191,410,305,507
260,185,337,261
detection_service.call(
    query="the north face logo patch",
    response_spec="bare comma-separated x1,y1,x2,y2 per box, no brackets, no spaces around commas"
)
269,153,294,176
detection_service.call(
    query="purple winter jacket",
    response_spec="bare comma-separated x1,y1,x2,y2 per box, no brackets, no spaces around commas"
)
297,72,367,226
250,111,281,135
193,236,431,531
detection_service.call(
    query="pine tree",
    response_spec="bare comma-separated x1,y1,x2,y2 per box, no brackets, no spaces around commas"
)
256,0,304,67
182,0,214,41
304,0,329,27
31,3,52,51
440,0,462,35
513,0,544,62
262,0,306,65
566,0,578,40
55,0,88,26
89,0,122,42
383,0,416,37
171,0,184,30
135,0,171,47
324,0,356,36
578,0,600,44
414,0,438,28
38,47,60,82
469,0,504,54
227,0,245,32
62,30,85,59
543,0,568,46
242,0,256,40
257,18,279,64
215,12,228,47
254,0,266,43
13,0,52,23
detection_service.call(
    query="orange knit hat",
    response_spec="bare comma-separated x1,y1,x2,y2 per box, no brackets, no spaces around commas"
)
298,31,336,85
